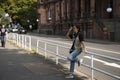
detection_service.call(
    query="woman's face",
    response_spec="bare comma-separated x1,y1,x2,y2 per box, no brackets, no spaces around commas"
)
73,26,78,33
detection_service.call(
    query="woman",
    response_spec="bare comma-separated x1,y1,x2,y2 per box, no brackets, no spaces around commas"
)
0,24,7,47
66,25,87,78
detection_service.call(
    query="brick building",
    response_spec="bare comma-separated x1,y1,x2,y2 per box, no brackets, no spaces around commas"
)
37,0,120,41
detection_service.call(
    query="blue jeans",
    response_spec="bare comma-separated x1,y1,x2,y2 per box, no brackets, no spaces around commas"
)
1,36,6,47
67,49,82,74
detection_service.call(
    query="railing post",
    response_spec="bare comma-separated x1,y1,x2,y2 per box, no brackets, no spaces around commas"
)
16,34,17,43
20,35,22,47
45,42,47,59
22,35,23,48
17,34,18,45
37,40,39,53
17,34,19,46
22,35,24,48
91,55,94,80
19,35,20,47
29,36,31,51
15,34,17,44
13,34,15,43
25,36,27,49
56,45,59,64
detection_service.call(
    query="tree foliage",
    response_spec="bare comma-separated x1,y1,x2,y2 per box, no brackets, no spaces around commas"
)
0,0,37,29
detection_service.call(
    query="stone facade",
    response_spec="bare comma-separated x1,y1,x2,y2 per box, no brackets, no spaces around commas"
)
37,0,120,41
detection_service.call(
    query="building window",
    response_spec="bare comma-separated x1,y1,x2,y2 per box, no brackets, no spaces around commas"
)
47,8,52,20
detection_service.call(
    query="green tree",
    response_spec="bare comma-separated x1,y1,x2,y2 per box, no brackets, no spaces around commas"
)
0,0,37,29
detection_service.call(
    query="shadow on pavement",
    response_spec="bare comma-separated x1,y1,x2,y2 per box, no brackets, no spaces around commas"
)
0,45,87,80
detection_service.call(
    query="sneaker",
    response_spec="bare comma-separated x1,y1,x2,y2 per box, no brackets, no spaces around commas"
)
78,59,83,67
65,74,74,78
77,60,80,66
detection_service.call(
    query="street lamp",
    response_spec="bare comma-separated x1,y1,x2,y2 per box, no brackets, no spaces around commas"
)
36,19,40,33
48,17,52,21
27,19,30,23
106,7,112,13
36,19,39,22
106,0,112,13
106,0,115,41
27,19,31,32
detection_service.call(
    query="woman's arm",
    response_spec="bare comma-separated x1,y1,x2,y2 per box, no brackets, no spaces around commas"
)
66,27,72,39
81,41,87,52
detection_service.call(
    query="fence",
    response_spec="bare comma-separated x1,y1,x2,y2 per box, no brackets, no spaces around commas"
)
7,33,120,80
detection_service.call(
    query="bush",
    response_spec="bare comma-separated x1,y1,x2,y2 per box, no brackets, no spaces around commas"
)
30,49,37,54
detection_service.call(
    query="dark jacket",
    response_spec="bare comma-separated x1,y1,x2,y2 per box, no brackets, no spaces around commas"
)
0,28,7,36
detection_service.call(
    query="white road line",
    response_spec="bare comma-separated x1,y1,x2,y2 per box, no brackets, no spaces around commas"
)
87,47,120,55
84,56,120,69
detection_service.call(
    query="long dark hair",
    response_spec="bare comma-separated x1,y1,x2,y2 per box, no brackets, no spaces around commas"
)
72,25,81,37
69,25,82,39
76,25,81,33
76,25,84,42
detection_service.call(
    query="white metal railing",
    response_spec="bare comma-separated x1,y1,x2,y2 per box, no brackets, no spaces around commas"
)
37,40,68,64
36,39,120,80
7,33,31,50
82,52,120,80
7,33,120,80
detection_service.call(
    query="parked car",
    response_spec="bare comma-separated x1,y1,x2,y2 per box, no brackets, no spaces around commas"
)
18,27,27,34
12,28,18,33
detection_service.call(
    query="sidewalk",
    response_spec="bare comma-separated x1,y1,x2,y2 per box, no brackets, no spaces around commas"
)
0,41,85,80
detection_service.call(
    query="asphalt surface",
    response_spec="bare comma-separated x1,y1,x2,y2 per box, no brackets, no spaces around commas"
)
0,41,88,80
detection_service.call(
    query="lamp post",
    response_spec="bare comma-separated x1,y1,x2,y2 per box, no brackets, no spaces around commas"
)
36,19,39,33
104,0,112,40
113,0,117,41
106,0,112,13
27,19,30,28
106,0,116,41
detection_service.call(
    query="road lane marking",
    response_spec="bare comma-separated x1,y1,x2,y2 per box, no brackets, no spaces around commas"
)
87,47,120,55
84,56,120,69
